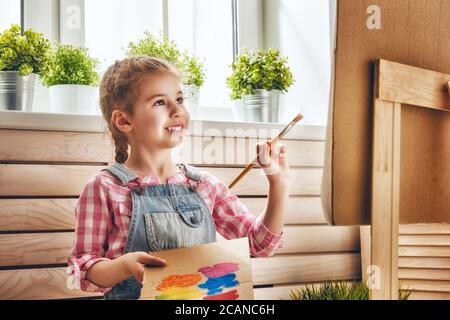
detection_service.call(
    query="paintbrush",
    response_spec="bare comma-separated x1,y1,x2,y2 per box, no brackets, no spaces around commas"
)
228,113,304,189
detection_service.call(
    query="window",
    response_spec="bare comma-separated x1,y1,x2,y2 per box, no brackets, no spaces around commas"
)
0,0,21,32
263,0,332,125
84,0,234,110
10,0,334,124
84,0,163,73
83,0,235,111
168,0,234,109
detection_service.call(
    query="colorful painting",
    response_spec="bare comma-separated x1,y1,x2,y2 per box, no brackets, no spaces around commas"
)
140,238,253,300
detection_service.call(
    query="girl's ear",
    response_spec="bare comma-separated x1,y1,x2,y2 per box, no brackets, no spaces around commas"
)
112,109,133,133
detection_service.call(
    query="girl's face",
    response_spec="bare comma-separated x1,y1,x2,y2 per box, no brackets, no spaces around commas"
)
128,71,190,151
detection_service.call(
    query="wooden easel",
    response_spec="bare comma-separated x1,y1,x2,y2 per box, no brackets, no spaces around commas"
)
369,60,450,299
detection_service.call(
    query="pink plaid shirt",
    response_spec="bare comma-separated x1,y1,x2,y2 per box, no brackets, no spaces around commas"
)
68,166,284,293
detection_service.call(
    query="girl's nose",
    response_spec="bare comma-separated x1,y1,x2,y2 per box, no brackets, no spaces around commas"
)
169,100,185,118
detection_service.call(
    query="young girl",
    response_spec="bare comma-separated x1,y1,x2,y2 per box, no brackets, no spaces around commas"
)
68,56,290,300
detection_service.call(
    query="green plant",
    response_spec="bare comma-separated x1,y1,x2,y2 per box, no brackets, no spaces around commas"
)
226,48,294,100
0,24,51,76
42,43,99,87
126,32,206,86
289,281,411,300
182,54,205,87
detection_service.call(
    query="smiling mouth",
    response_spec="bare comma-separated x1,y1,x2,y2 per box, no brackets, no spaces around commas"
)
165,125,184,133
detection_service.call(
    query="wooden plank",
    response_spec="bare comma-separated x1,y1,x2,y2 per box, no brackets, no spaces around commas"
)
370,100,401,300
254,284,300,300
390,101,402,300
251,253,361,286
401,279,450,293
0,129,325,167
399,235,450,246
0,226,360,267
399,224,450,235
173,136,325,167
276,226,360,255
0,129,114,163
406,290,450,300
376,59,450,112
0,267,102,300
399,246,450,257
399,257,450,269
0,165,322,197
210,167,322,196
243,197,326,225
0,197,326,232
399,268,450,281
0,232,74,266
0,199,77,231
0,164,101,197
359,226,371,285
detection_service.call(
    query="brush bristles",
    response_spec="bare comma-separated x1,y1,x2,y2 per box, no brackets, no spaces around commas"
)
294,113,304,123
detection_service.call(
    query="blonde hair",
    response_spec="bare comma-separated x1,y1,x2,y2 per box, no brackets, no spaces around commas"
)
99,56,182,163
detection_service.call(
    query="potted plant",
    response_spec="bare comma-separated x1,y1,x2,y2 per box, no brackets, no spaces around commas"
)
180,53,206,116
0,24,51,111
42,43,100,115
226,48,294,123
126,32,206,117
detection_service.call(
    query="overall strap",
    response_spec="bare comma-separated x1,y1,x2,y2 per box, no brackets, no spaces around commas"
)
101,163,137,184
178,163,205,182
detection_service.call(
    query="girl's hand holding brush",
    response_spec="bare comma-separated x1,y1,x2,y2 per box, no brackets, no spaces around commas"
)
256,140,290,187
228,113,302,189
256,140,290,235
227,113,303,235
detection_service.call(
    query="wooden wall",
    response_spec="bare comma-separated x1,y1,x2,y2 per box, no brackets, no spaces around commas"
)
0,127,362,299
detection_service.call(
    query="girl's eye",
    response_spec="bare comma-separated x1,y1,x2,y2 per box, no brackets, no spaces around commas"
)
154,99,166,107
177,97,184,104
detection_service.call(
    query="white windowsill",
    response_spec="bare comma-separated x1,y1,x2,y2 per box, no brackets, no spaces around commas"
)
0,110,326,141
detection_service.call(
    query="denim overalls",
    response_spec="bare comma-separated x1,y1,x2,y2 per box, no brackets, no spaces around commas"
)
102,163,217,300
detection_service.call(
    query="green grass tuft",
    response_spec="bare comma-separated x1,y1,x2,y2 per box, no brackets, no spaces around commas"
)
289,280,411,300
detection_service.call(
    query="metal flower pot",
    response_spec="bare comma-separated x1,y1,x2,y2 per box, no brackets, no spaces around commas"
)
0,71,39,111
242,89,280,123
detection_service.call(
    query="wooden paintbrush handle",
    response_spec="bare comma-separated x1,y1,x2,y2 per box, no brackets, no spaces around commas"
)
228,113,303,189
228,162,255,189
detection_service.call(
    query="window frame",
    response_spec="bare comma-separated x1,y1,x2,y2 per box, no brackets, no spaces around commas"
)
23,0,60,42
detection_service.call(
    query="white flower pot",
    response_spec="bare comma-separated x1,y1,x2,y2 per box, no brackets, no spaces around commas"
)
182,84,200,119
232,99,245,122
49,84,99,115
